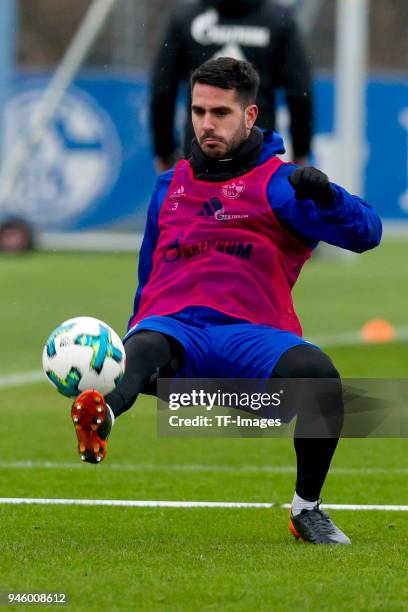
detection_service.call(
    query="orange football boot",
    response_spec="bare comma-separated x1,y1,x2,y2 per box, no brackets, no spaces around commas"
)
289,511,305,541
71,390,112,463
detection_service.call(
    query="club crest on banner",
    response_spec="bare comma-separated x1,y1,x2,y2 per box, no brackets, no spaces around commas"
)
3,84,121,228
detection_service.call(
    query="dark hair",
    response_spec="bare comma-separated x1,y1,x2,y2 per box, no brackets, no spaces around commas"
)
190,57,260,107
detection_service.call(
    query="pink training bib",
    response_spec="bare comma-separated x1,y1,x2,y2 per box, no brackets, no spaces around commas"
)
130,157,312,335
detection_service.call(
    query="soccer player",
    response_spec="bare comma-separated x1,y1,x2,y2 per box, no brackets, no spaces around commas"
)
71,58,382,544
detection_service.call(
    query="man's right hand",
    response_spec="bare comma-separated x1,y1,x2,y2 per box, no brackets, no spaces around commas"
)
288,167,334,209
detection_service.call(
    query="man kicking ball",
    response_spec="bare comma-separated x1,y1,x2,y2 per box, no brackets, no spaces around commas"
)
71,58,382,544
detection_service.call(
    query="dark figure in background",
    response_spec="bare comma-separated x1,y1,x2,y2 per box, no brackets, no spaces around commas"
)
151,0,313,172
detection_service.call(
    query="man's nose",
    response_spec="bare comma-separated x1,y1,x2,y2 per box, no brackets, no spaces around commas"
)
202,113,215,131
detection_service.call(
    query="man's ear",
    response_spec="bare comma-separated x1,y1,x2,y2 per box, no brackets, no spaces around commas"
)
245,104,258,130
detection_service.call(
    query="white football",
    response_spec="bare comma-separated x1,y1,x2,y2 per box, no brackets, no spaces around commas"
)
42,316,126,397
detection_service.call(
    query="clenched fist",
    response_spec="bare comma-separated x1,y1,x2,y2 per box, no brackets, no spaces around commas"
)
289,167,334,209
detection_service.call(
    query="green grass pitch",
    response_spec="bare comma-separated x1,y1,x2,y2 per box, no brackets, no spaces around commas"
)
0,240,407,610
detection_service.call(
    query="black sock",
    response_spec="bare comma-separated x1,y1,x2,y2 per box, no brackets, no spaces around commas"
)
105,330,183,419
293,437,340,501
273,345,344,501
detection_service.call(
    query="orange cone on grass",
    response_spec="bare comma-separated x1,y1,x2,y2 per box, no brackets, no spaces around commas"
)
360,319,396,343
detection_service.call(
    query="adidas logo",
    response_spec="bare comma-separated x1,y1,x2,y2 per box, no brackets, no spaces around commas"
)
197,196,249,222
197,197,224,219
170,186,186,199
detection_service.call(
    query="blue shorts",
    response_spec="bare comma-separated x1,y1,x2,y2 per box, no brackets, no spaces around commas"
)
125,307,318,378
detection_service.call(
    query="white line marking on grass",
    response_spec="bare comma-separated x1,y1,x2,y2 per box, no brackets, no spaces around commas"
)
0,498,407,511
0,498,273,508
0,370,44,389
0,461,407,476
0,460,298,473
311,326,408,347
280,503,408,512
310,331,364,346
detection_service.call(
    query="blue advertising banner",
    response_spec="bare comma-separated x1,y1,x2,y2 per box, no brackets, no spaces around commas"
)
312,76,408,222
3,72,408,232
